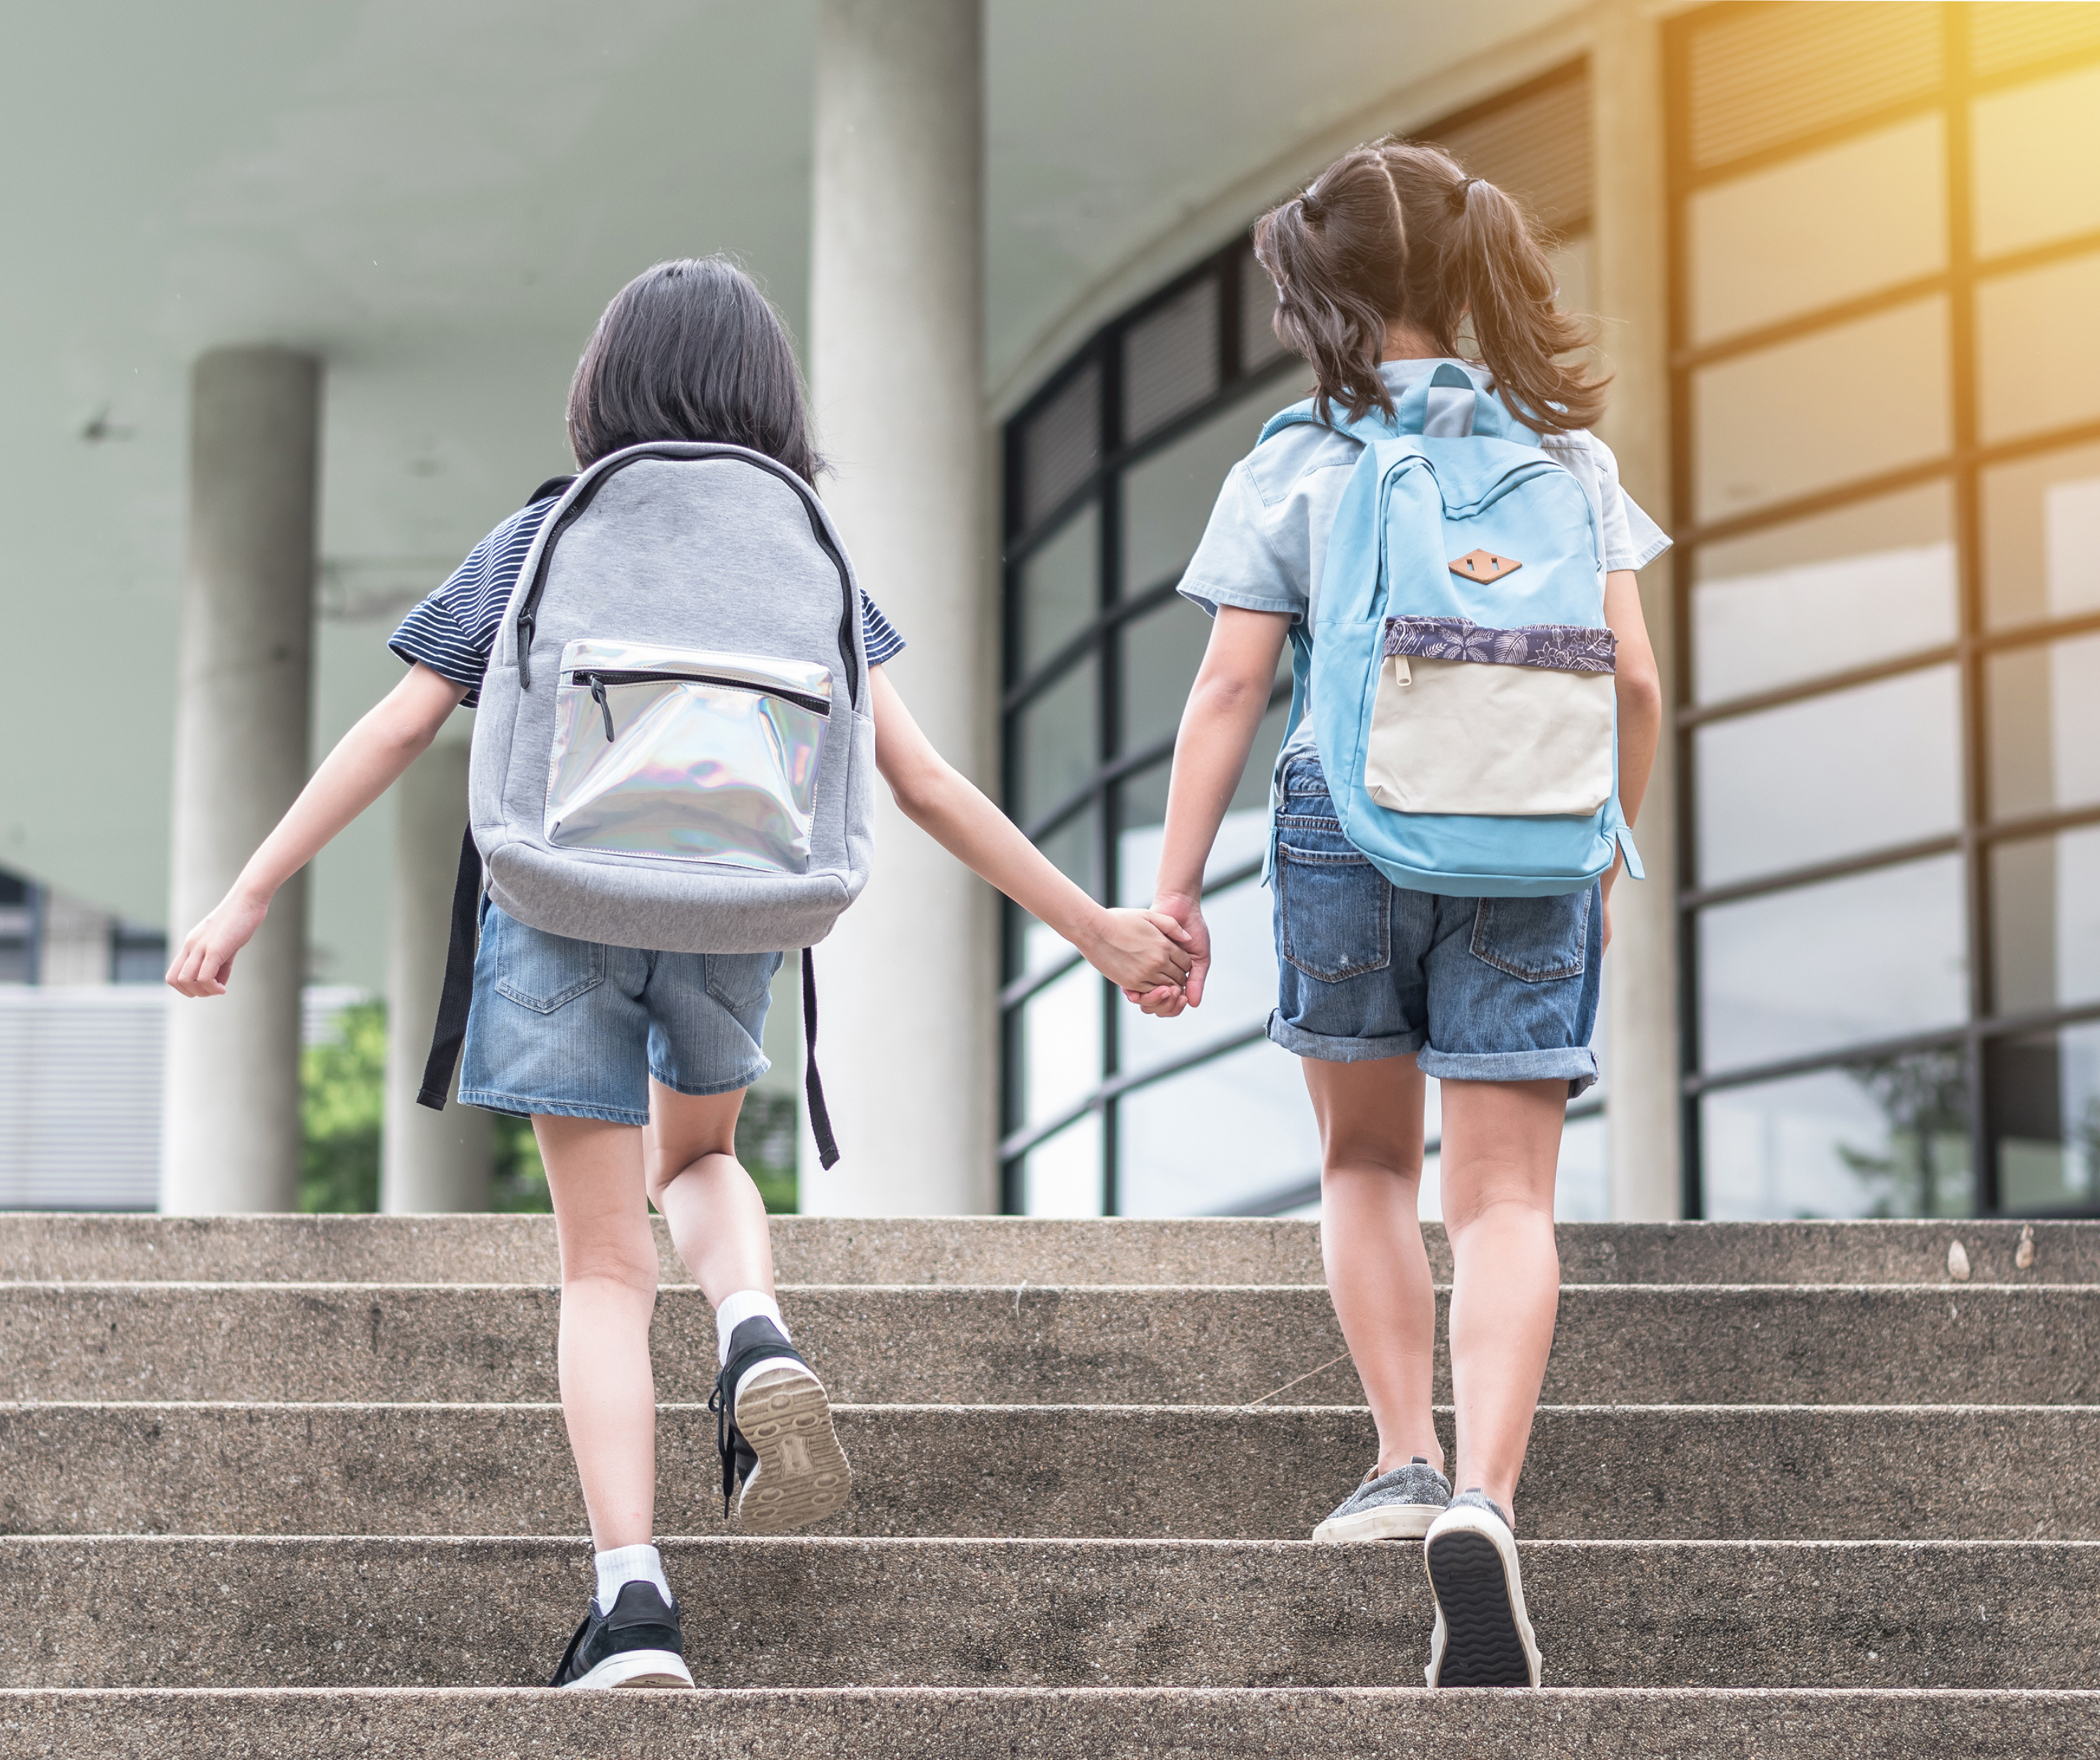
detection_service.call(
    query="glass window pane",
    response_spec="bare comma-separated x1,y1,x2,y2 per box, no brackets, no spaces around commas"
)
1114,704,1284,907
1123,277,1220,443
1693,667,1961,888
1972,62,2100,260
1977,251,2100,444
1557,1110,1610,1221
1689,114,1945,345
1991,827,2100,1015
1698,856,1969,1073
1014,959,1102,1130
1981,441,2100,630
1241,248,1289,371
1691,484,1956,702
1017,1114,1104,1217
1116,876,1277,1080
1011,812,1097,979
1121,382,1282,597
1019,503,1098,674
1702,1050,1973,1219
1986,632,2100,819
1991,1025,2100,1213
1116,1040,1319,1216
1013,659,1096,824
1021,364,1100,531
1118,595,1211,756
1693,297,1950,522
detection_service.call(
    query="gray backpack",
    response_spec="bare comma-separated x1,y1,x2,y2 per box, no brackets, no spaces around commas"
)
419,442,876,1164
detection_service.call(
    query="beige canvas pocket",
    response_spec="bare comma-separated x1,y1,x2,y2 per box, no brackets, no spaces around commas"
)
1364,652,1614,817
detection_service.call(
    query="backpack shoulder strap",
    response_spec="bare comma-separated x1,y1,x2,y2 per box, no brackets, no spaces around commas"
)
416,827,485,1110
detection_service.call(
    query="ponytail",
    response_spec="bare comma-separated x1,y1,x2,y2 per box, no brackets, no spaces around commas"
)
1252,140,1605,436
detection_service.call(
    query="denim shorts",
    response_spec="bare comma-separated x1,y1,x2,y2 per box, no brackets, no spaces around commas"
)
1267,758,1600,1095
458,905,781,1124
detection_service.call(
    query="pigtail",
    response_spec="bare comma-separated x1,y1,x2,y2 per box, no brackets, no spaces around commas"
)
1448,177,1606,434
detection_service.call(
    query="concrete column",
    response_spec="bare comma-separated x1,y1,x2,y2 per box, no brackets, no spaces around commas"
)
382,740,491,1213
161,347,321,1215
805,0,995,1215
1592,1,1683,1220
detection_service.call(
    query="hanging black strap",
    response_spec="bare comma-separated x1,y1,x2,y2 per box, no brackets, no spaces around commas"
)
801,945,840,1170
417,827,484,1111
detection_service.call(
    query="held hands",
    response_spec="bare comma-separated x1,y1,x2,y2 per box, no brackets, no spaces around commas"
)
1077,906,1197,993
164,889,270,998
1122,893,1208,1018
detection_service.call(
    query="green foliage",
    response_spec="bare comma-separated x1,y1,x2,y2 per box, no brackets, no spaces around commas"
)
299,1000,386,1214
295,995,800,1216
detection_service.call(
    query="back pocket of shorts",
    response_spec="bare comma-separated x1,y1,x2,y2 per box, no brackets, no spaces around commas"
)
493,920,606,1013
1277,840,1390,982
1468,892,1591,984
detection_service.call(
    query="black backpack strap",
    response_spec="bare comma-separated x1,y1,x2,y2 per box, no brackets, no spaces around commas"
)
417,827,484,1111
801,946,841,1170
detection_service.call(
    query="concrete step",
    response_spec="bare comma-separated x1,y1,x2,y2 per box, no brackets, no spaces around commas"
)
4,1283,2096,1406
4,1213,2093,1288
4,1535,2095,1690
6,1401,2096,1543
6,1687,2099,1760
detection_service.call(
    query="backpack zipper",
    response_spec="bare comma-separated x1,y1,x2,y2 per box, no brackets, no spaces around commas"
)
571,667,833,743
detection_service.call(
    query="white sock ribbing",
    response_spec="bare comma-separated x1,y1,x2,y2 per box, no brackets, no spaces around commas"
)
594,1542,672,1614
715,1289,787,1366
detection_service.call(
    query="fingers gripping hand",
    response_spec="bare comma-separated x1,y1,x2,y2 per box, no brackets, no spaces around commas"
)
1084,907,1195,992
166,893,269,998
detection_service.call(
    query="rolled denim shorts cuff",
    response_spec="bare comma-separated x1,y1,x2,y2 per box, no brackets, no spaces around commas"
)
457,1088,649,1127
1267,1010,1425,1063
1417,1045,1599,1098
650,1055,771,1099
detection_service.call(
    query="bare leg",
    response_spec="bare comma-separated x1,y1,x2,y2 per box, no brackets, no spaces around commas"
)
642,1080,774,1305
1437,1077,1565,1521
1302,1055,1442,1476
538,1113,658,1551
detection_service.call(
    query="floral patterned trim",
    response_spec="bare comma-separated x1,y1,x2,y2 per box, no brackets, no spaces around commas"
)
1383,615,1617,675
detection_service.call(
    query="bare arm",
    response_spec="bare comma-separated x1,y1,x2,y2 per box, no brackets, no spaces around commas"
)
167,662,469,996
869,665,1191,993
1145,606,1292,1015
1603,567,1663,943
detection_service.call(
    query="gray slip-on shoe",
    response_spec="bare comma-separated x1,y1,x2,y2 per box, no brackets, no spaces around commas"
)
1311,1456,1452,1542
1423,1489,1542,1687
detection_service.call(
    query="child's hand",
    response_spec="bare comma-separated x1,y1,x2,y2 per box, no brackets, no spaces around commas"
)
1079,907,1194,993
1124,893,1207,1017
165,889,271,998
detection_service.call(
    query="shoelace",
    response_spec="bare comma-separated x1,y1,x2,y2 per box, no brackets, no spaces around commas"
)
705,1373,738,1518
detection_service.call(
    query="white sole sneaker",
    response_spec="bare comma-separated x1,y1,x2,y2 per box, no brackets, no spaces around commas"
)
1311,1498,1443,1542
733,1361,853,1533
558,1649,696,1690
1423,1501,1542,1687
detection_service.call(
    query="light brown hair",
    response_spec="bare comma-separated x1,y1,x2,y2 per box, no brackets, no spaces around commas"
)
1252,139,1605,434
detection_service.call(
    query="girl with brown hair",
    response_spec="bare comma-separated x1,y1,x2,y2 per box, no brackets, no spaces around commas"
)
1134,141,1668,1686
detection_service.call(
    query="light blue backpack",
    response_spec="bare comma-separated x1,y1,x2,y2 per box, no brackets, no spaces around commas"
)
1262,361,1643,900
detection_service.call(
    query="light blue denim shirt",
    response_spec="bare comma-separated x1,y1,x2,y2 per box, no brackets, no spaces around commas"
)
1177,357,1671,763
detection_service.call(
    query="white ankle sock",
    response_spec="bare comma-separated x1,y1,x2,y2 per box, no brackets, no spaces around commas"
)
594,1542,672,1614
715,1289,787,1366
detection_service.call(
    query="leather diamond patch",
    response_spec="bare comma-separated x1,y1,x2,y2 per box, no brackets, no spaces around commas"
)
1450,549,1522,582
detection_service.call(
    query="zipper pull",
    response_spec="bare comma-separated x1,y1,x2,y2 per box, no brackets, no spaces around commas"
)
517,615,535,687
589,675,615,742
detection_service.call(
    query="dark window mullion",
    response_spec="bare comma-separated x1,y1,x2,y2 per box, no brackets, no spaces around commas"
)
1096,319,1126,1217
1943,9,1996,1213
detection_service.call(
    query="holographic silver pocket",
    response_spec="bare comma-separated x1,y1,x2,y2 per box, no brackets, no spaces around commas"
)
544,638,832,872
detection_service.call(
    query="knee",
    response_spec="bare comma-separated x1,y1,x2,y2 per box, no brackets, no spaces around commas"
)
1321,1138,1423,1185
560,1235,659,1299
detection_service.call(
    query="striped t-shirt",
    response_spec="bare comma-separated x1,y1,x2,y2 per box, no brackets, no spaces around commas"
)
390,479,906,707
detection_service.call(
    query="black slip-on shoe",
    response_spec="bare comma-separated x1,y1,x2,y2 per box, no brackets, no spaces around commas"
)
708,1314,853,1533
1423,1488,1542,1687
550,1580,695,1689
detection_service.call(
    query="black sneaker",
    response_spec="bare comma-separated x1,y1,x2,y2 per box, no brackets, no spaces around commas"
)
1423,1489,1542,1687
707,1315,853,1533
549,1580,695,1690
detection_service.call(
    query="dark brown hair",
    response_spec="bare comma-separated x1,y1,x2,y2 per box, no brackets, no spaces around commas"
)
567,257,823,479
1252,139,1605,434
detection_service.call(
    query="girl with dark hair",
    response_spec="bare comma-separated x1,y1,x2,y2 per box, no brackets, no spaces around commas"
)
1132,144,1669,1686
167,257,1193,1689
